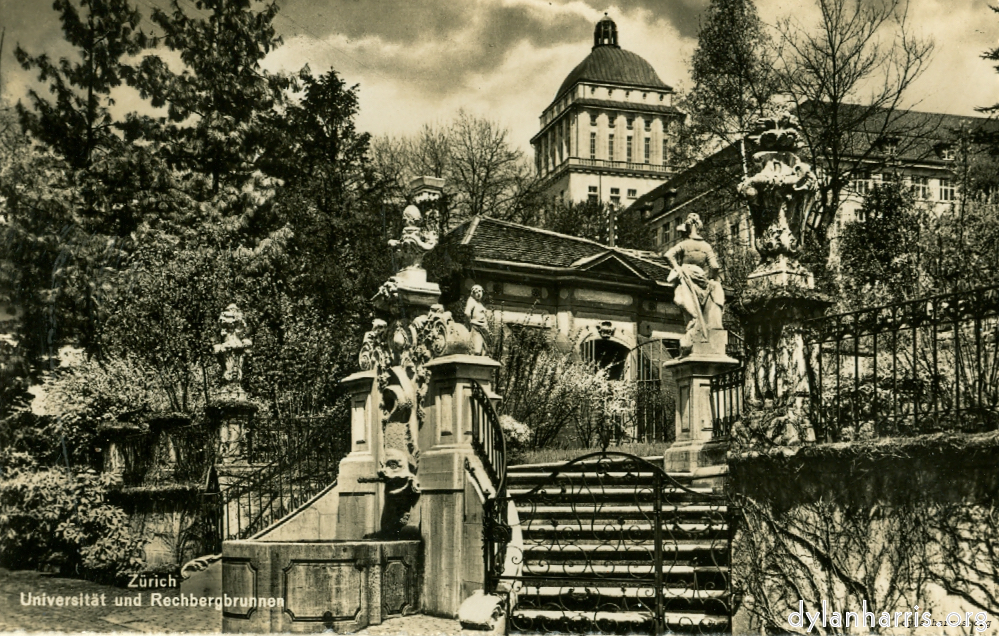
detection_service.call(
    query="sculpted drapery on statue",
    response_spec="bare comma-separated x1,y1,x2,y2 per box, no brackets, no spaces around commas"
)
664,213,725,346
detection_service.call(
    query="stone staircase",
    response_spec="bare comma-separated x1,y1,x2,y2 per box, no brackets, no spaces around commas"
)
499,456,731,635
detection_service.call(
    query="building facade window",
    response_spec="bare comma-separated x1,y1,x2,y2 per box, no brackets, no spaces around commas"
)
608,134,615,160
627,136,633,162
644,120,651,132
627,189,637,199
590,113,597,126
644,138,650,163
627,118,634,130
590,132,596,159
910,176,930,199
588,185,598,203
940,178,956,201
662,139,668,165
852,172,874,196
610,187,620,206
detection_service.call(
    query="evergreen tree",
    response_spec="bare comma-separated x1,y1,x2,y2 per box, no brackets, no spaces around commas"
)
126,0,290,196
687,0,778,152
14,0,143,171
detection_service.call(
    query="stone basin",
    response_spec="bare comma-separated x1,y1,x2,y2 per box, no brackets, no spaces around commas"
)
222,539,421,633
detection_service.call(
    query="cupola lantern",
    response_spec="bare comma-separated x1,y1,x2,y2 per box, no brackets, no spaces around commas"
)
593,13,618,48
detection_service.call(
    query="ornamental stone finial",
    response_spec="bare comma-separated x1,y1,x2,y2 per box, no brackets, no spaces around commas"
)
213,304,252,400
737,111,818,285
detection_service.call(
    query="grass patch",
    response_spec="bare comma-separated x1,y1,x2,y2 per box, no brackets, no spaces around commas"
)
515,441,674,466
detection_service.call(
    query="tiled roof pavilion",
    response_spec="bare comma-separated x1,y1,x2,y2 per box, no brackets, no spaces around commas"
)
449,216,674,284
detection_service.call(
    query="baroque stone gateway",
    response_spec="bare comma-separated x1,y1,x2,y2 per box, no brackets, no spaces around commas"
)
222,198,501,633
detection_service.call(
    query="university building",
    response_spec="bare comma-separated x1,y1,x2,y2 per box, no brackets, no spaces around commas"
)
531,15,683,208
632,105,994,258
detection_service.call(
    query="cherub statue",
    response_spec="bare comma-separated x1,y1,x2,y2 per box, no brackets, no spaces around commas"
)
388,205,438,272
464,285,490,355
663,214,725,343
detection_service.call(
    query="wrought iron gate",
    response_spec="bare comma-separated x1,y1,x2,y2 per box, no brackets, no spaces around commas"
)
485,452,731,635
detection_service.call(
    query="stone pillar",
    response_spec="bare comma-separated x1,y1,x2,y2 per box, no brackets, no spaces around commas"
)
739,293,831,444
663,339,739,474
419,354,500,618
335,370,382,540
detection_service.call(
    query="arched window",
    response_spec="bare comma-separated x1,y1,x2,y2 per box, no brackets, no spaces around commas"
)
580,337,629,380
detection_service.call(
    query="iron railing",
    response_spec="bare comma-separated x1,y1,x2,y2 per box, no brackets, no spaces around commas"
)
470,380,507,496
711,366,745,439
216,413,348,540
805,284,999,442
630,339,678,443
484,452,731,636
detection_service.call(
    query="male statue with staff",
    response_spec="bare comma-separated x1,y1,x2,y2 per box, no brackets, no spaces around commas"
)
663,213,725,348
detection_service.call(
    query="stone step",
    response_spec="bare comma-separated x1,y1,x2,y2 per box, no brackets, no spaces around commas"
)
506,485,714,498
510,608,729,629
522,541,724,555
518,504,727,517
520,563,728,576
521,521,728,536
506,456,671,472
519,586,728,600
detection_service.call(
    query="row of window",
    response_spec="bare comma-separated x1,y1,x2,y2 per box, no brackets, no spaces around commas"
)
590,114,658,131
851,174,957,201
589,132,667,164
587,186,637,205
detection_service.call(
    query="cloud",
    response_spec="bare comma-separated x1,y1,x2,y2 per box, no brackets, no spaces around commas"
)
3,0,996,159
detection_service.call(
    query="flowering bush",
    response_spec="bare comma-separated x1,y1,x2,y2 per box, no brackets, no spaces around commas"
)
0,466,145,579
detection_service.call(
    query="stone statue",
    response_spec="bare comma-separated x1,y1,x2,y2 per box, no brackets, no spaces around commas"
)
388,205,438,273
464,285,490,355
663,213,725,345
213,304,252,399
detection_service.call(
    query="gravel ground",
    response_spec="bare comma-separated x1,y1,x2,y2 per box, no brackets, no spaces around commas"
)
0,568,463,635
358,614,462,635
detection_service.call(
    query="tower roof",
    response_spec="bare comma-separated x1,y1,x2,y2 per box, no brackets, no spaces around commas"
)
555,16,670,100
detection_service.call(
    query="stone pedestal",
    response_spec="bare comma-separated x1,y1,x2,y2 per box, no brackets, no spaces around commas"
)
740,276,832,445
336,370,382,540
385,268,442,314
663,332,739,475
420,354,500,618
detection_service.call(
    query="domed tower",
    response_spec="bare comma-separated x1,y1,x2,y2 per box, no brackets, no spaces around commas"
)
531,14,683,213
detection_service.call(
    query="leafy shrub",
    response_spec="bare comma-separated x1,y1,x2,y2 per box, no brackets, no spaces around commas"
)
0,466,144,580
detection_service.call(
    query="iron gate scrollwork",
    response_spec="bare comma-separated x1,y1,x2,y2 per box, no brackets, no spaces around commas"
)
485,452,731,635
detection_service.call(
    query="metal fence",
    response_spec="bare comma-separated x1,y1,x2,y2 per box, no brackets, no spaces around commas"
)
216,412,349,541
805,285,999,442
710,366,744,439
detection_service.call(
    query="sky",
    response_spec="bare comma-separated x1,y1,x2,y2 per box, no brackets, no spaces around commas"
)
2,0,999,155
